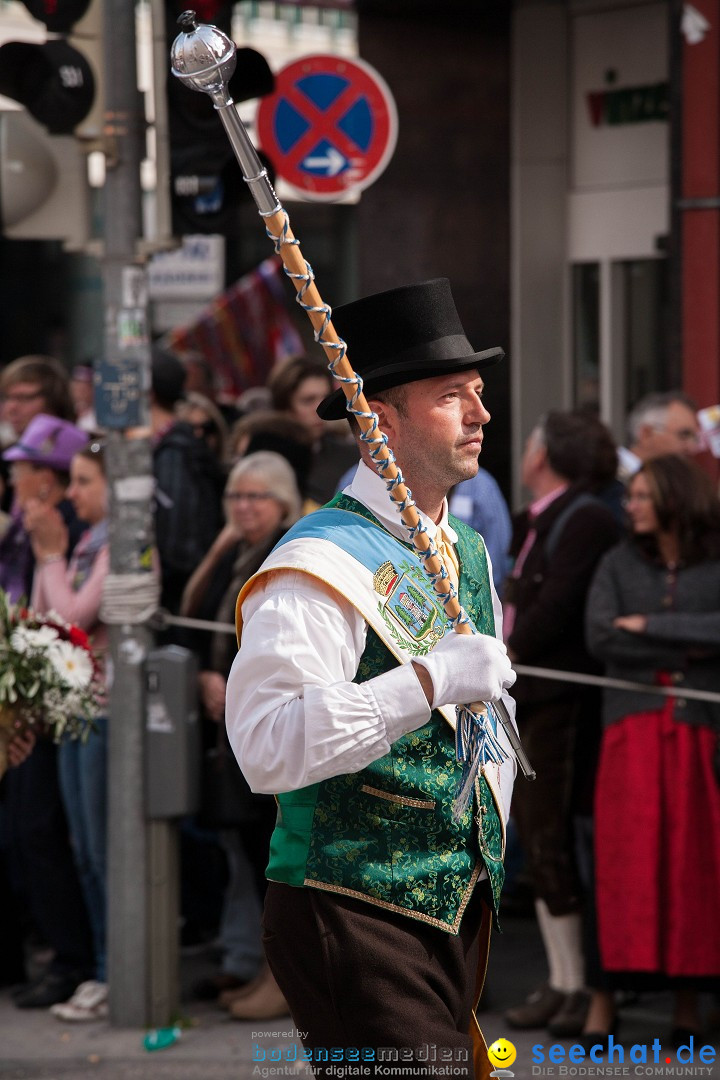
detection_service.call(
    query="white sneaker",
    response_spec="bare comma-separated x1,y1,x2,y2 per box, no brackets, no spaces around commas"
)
50,980,109,1021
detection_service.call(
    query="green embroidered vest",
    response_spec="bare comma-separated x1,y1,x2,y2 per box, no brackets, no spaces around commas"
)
265,494,506,934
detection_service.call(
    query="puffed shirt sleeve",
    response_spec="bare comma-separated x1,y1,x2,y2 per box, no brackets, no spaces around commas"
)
225,569,432,794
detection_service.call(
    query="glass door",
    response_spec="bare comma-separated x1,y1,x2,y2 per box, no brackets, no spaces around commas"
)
571,256,672,441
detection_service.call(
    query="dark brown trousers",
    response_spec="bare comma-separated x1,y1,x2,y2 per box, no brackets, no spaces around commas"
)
511,697,587,916
263,881,488,1078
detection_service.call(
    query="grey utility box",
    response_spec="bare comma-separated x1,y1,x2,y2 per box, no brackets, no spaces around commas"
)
145,645,201,819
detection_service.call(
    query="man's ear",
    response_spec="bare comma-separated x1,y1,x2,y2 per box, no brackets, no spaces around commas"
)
637,422,655,446
528,442,548,475
367,398,396,443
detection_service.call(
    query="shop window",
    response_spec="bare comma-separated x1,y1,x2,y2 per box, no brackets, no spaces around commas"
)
621,257,671,407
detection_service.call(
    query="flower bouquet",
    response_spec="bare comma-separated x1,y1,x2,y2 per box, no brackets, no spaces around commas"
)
0,591,103,778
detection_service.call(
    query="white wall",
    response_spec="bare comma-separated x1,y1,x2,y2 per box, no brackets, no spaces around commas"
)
568,0,669,260
511,0,671,499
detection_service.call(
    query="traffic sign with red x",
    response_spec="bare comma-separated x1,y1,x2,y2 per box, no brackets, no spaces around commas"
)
256,54,398,200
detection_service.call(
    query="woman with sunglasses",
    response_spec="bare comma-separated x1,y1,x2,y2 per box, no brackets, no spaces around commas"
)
584,454,720,1046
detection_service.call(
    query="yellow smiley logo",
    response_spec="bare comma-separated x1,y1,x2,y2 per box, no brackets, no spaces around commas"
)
488,1039,517,1069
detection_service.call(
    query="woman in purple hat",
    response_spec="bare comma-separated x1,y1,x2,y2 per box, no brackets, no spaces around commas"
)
0,414,96,1010
0,413,88,603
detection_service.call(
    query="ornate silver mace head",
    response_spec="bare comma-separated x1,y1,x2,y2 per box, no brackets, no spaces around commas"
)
170,10,236,105
169,9,280,215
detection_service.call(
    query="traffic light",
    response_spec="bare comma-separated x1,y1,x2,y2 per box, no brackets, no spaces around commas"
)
165,0,275,235
0,0,103,243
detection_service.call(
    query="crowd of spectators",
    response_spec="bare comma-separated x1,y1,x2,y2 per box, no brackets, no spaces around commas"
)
502,394,720,1050
0,351,718,1040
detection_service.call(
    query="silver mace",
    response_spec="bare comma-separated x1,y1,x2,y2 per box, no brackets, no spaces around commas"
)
170,11,535,783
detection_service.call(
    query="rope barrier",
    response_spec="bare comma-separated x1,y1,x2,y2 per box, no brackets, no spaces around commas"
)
154,611,720,706
155,613,236,635
514,663,720,706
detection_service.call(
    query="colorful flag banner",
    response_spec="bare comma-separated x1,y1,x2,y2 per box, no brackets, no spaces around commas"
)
163,256,303,399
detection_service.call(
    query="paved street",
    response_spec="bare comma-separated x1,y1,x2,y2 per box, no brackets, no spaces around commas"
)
1,914,717,1080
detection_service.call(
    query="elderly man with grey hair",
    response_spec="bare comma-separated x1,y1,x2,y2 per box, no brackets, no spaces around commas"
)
618,390,700,481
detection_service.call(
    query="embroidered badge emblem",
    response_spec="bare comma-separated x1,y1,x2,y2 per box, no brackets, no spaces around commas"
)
374,558,449,656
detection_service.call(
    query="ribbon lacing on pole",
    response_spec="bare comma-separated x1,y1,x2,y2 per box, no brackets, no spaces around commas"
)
100,573,161,627
266,211,508,816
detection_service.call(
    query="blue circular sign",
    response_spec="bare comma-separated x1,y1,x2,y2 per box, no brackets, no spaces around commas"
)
257,54,398,201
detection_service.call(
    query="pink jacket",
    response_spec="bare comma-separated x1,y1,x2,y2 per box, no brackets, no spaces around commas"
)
31,532,110,662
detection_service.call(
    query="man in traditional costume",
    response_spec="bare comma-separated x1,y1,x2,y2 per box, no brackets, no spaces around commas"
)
226,279,518,1078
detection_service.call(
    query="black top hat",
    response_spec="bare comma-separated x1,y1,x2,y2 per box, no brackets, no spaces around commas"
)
317,278,504,421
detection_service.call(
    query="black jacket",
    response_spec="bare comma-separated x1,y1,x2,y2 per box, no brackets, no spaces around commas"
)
153,421,225,613
587,540,720,731
506,483,621,706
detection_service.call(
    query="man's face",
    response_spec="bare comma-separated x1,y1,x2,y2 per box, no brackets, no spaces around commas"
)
370,370,490,501
638,401,700,460
0,381,47,436
520,427,546,493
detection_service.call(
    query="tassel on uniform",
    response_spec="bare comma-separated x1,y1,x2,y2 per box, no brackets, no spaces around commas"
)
453,702,507,820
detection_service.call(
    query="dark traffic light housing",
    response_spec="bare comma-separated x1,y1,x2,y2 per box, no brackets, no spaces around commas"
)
165,1,275,234
0,1,101,242
0,38,94,135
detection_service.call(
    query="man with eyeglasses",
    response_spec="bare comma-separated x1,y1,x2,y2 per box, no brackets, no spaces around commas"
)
0,357,77,519
0,356,75,441
617,391,701,482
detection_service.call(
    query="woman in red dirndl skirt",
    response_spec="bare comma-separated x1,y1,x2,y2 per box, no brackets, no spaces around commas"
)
586,454,720,1042
594,695,720,977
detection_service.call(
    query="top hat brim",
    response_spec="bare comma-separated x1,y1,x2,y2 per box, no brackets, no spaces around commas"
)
317,347,504,421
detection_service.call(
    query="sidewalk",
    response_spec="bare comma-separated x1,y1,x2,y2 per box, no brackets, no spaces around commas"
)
1,915,717,1080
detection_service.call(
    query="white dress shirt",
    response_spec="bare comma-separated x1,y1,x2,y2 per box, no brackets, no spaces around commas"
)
226,460,511,799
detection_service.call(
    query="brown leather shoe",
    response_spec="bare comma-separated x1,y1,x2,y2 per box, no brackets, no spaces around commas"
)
193,973,250,1002
547,990,591,1037
504,984,567,1029
228,968,289,1021
218,978,260,1008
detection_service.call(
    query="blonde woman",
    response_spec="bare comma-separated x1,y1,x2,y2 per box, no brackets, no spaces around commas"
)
181,451,301,1020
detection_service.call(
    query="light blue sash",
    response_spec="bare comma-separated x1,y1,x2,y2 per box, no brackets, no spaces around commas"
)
273,507,460,651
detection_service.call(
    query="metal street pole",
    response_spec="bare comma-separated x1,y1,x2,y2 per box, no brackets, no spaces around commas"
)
101,0,178,1027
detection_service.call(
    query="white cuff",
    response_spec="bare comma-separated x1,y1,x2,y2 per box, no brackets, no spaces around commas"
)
366,662,431,744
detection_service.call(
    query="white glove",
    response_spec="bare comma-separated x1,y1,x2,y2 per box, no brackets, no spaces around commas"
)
414,633,516,709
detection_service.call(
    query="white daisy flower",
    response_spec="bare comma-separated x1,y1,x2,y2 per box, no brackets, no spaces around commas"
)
48,640,93,690
10,626,59,653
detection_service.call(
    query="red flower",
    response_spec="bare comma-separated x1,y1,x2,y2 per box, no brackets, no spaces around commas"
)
68,626,90,651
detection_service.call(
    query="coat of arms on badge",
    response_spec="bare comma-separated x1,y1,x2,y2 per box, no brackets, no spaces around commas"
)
373,559,449,655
